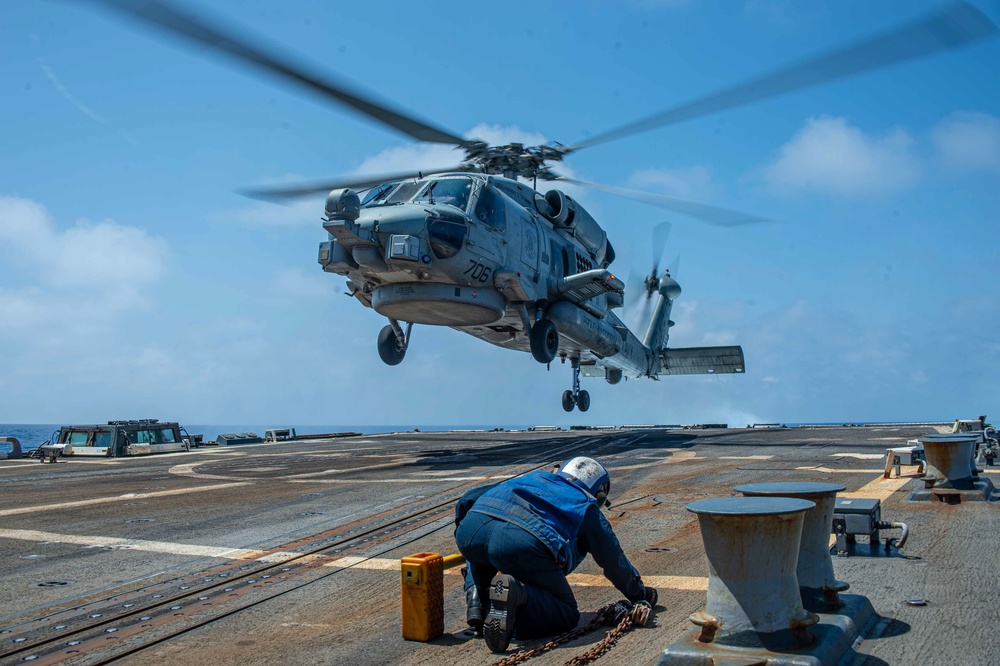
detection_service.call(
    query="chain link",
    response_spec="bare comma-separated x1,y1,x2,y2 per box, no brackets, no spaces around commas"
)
487,601,653,666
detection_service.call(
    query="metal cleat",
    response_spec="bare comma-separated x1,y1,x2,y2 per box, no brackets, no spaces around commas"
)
909,434,997,502
734,482,849,612
0,437,23,460
656,496,879,666
685,497,818,648
37,444,63,463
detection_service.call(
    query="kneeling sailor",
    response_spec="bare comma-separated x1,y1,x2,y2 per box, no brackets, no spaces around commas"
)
454,456,658,653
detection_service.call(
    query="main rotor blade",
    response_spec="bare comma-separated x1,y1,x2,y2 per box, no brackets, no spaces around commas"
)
652,221,672,273
558,177,768,227
84,0,470,146
667,254,681,279
566,2,998,153
240,166,468,202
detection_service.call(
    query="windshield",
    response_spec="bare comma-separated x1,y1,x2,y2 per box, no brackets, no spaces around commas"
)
412,177,473,211
385,181,424,204
361,181,398,207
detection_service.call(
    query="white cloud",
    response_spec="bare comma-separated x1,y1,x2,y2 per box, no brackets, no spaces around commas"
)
931,111,1000,173
761,116,920,196
465,124,549,148
353,143,466,175
0,195,167,339
627,165,713,200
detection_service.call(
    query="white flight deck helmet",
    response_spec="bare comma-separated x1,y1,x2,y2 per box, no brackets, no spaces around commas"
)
557,457,612,507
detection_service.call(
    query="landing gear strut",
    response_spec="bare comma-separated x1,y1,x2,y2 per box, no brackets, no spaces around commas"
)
561,357,590,412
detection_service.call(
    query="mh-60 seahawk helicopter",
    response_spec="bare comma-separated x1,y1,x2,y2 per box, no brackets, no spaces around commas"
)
81,1,997,410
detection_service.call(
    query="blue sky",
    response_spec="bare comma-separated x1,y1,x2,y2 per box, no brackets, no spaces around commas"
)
2,0,998,426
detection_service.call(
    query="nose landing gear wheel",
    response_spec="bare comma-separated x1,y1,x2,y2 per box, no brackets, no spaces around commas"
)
562,390,575,412
576,390,590,412
530,318,559,364
377,325,407,365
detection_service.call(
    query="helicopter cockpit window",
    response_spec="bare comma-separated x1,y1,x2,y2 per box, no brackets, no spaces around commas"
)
361,181,398,207
385,181,424,204
428,220,466,259
412,177,473,211
474,186,506,231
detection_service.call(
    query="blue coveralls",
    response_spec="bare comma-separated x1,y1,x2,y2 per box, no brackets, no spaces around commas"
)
454,472,645,639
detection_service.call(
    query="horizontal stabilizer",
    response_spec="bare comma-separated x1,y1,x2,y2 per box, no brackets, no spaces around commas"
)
660,346,745,375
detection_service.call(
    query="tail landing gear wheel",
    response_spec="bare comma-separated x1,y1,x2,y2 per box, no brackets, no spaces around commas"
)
561,390,575,412
530,318,559,364
377,325,406,365
577,390,591,412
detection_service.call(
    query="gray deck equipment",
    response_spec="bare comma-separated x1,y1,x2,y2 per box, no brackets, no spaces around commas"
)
909,433,996,502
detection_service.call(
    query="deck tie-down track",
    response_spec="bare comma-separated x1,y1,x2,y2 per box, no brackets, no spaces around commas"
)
0,434,631,665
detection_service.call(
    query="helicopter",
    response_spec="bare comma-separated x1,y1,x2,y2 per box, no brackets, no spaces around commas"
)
74,1,997,411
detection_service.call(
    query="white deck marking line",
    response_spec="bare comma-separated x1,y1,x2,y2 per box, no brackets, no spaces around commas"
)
288,476,517,484
0,528,288,560
168,462,242,481
286,459,419,479
608,450,701,472
831,453,887,460
796,467,888,474
0,482,252,518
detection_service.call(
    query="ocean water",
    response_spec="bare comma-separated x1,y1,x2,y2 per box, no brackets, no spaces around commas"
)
0,423,532,453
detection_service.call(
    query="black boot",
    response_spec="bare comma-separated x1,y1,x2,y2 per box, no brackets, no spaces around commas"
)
466,584,486,634
484,574,528,654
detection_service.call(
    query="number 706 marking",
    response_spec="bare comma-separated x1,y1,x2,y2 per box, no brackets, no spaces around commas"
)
464,260,492,283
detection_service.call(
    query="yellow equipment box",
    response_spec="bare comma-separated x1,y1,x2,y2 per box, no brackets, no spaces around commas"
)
401,552,445,641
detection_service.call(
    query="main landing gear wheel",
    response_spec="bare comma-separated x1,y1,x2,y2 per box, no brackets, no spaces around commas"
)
377,325,406,365
529,318,559,364
560,357,592,412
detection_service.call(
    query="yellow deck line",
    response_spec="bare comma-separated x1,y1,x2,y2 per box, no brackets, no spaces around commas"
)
840,475,914,501
566,573,707,591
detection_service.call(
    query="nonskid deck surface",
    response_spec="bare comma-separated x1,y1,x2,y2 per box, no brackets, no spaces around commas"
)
0,426,995,665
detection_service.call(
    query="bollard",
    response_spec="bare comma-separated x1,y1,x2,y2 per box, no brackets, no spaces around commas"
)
686,497,818,649
656,497,879,666
400,552,466,642
735,482,848,612
910,434,996,502
919,433,978,488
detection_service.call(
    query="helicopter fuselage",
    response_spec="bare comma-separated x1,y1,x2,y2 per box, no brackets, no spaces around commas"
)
318,173,653,382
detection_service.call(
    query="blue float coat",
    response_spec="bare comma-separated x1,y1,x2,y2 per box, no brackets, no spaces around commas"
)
459,471,645,601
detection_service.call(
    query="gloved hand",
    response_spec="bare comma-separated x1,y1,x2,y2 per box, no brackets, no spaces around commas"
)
642,586,658,607
602,600,633,626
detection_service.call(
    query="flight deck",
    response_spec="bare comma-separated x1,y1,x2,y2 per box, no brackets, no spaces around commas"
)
1,425,996,665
